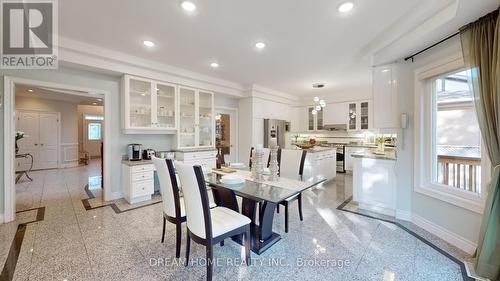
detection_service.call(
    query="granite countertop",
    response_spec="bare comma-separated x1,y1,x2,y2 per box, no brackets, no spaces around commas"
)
121,159,153,166
303,147,336,153
351,151,397,161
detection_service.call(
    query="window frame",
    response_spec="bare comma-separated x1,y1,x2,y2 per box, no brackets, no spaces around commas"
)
87,122,102,141
414,53,489,214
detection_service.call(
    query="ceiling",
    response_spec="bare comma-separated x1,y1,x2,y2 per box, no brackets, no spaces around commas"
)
16,85,104,106
58,0,499,97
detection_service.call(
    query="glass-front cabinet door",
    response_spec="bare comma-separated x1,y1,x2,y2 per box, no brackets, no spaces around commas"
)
360,102,369,130
129,78,153,128
179,87,196,147
198,91,214,147
155,82,177,129
348,103,357,130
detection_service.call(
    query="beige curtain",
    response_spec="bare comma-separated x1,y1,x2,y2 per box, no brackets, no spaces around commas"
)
460,8,500,280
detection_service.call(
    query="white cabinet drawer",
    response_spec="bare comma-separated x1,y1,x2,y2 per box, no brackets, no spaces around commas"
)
177,151,217,161
131,164,154,173
132,180,154,197
131,171,153,182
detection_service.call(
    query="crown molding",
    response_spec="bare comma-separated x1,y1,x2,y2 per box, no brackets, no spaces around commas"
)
57,36,247,97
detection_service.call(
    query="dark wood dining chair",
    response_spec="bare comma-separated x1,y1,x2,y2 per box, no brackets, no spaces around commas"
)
276,149,307,233
176,162,251,281
152,156,186,258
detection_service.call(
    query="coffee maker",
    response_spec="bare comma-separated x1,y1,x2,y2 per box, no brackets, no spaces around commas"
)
127,144,142,161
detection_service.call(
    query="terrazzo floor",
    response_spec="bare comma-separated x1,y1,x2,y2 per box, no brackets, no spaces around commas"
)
0,160,473,281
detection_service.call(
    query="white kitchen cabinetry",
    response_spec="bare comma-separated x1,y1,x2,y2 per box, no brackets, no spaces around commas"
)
373,65,399,129
175,150,217,171
344,146,367,171
122,75,178,134
323,102,346,125
302,149,336,182
177,87,215,149
122,162,155,204
347,101,371,131
353,157,397,216
306,107,323,131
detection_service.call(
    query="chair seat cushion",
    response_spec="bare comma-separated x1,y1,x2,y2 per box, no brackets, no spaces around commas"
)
210,207,251,238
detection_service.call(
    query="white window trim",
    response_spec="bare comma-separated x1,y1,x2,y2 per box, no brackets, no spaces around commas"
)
414,52,489,214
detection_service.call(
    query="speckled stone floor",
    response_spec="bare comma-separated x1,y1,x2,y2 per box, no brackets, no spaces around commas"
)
1,161,472,281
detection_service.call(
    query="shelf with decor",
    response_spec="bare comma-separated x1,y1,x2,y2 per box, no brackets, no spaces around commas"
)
122,75,178,134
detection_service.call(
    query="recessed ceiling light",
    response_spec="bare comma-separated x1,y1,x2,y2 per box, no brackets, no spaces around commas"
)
312,83,325,89
255,42,266,49
27,88,34,92
338,2,354,13
181,1,196,12
92,102,97,105
210,62,219,68
143,40,155,47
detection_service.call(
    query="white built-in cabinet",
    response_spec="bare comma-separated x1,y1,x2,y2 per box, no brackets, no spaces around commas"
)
122,75,178,134
347,101,371,131
306,107,323,131
122,75,215,149
177,87,215,149
323,102,347,125
373,65,399,129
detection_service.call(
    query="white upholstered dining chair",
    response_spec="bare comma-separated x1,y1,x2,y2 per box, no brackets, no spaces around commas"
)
175,162,251,281
277,149,307,233
249,147,271,168
152,156,186,258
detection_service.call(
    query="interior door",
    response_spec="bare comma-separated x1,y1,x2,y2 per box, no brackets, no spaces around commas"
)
38,113,59,169
16,111,39,171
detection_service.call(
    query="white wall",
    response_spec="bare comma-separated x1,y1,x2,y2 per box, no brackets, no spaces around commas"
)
0,66,175,212
15,96,79,145
392,36,482,245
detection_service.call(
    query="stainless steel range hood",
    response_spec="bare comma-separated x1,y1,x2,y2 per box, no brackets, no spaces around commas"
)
323,124,347,131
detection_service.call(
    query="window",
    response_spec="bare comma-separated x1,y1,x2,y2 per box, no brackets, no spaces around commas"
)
432,70,482,195
88,123,102,140
415,59,488,214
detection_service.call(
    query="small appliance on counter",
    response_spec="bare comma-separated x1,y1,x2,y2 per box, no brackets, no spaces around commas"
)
157,151,175,159
127,144,142,161
142,149,156,160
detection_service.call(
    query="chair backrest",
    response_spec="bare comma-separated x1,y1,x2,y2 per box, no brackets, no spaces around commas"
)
279,149,307,180
249,147,271,168
175,162,212,239
151,156,181,218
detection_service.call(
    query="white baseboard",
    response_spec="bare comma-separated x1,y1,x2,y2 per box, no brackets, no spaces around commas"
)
412,213,477,255
395,209,412,221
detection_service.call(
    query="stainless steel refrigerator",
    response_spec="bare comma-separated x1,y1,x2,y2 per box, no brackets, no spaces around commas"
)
264,119,289,148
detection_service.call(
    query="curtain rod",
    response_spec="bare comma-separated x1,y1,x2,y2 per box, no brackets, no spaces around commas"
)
404,31,460,62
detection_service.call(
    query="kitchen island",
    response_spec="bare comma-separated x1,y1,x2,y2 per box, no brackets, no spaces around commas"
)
352,150,397,216
301,147,336,183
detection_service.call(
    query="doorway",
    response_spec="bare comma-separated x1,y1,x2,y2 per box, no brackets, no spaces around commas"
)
3,76,111,223
215,107,238,163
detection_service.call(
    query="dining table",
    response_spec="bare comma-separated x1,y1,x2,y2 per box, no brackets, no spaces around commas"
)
206,169,324,255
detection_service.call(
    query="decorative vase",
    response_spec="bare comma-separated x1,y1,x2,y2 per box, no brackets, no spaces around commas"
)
268,147,279,181
15,141,19,154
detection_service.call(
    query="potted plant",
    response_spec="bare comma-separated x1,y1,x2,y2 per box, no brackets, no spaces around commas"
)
15,131,25,154
375,136,385,153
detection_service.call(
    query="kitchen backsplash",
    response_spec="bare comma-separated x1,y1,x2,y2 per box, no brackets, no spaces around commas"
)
285,131,397,148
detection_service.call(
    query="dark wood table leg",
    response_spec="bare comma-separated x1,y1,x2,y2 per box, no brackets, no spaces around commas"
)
210,187,239,212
